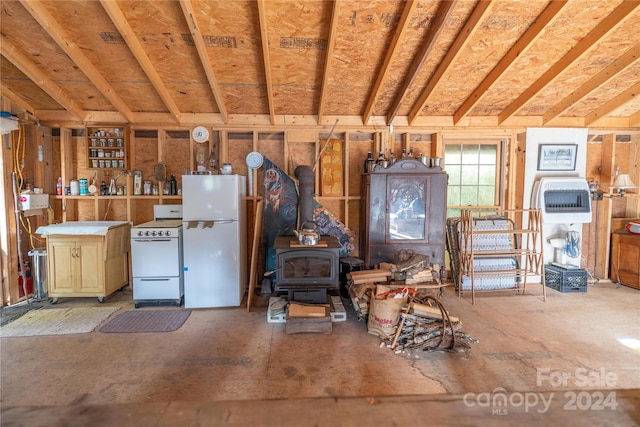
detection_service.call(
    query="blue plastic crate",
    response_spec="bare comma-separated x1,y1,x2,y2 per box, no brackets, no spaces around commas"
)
544,265,587,293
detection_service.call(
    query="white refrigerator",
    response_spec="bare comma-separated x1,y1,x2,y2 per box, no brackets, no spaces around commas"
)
182,174,247,308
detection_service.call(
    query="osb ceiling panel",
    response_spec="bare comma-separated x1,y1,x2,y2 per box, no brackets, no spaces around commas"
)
476,0,627,116
329,0,406,116
0,59,61,110
427,1,548,115
194,0,266,114
368,0,433,117
398,0,477,116
0,0,638,128
265,0,331,116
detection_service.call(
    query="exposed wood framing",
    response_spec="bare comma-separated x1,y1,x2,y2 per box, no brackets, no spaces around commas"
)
594,134,616,279
362,0,420,125
454,1,567,125
100,0,181,123
499,1,640,124
0,85,35,116
586,81,640,127
408,0,495,125
0,37,85,121
257,0,275,125
317,0,340,124
20,0,135,123
179,0,228,124
544,42,640,124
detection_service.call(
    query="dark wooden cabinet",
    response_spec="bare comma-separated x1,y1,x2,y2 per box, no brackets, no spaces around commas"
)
360,159,447,268
611,230,640,289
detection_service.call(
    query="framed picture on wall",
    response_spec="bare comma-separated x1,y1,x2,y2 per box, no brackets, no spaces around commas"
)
537,144,578,171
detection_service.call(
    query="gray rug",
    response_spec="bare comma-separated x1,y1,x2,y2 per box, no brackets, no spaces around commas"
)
99,310,190,333
1,307,120,337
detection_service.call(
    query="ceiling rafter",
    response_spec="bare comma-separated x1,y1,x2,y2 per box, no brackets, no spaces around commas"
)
498,0,640,124
361,0,420,125
20,0,136,123
386,0,455,126
99,0,182,123
317,0,340,124
585,81,640,126
454,0,567,125
179,0,228,124
544,42,640,124
0,36,85,121
408,0,495,126
257,0,275,125
0,83,35,115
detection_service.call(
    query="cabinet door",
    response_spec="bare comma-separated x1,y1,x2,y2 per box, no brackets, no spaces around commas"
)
48,240,77,293
387,175,429,242
77,240,103,293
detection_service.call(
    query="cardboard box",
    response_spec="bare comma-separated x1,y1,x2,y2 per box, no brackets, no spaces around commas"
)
19,193,49,210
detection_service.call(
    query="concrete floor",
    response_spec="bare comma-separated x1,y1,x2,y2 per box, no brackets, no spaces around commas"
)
1,279,639,425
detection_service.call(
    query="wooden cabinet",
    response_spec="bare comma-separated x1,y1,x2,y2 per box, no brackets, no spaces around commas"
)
40,221,131,302
360,159,447,268
611,230,640,289
87,126,128,170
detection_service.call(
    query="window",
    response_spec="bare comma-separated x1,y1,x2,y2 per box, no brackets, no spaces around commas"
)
445,140,503,218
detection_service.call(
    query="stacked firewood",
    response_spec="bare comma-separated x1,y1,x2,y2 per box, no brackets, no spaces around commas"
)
387,250,441,284
387,296,478,353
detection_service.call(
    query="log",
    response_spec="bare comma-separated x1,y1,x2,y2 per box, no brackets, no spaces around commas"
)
411,303,459,322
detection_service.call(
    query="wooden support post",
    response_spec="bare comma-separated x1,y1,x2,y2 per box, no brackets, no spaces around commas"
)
594,134,616,279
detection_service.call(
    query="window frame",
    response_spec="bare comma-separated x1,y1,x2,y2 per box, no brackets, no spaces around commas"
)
444,139,505,217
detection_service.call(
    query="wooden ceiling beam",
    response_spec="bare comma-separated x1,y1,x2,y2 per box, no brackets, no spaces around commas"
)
317,0,340,124
0,84,36,116
630,110,640,127
386,0,454,126
100,0,181,123
20,0,136,123
179,0,228,124
0,37,85,121
454,1,567,125
585,81,640,126
408,0,495,126
361,0,420,125
543,42,640,124
257,0,275,125
498,0,640,124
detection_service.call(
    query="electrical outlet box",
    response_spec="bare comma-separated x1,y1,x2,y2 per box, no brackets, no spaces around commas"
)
19,193,49,210
592,190,603,201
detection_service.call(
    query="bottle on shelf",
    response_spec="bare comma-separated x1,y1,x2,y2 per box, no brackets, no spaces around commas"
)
100,181,108,196
169,175,177,195
56,177,62,195
364,152,374,173
376,151,388,169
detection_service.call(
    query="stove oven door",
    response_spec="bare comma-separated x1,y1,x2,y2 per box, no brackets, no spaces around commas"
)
131,236,181,278
131,235,183,303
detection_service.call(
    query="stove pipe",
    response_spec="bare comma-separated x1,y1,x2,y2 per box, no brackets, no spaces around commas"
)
295,165,314,226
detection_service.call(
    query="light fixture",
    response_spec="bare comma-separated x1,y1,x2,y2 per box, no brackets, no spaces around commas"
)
609,173,637,197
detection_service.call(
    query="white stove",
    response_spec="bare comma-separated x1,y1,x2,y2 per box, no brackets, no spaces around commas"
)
131,206,184,308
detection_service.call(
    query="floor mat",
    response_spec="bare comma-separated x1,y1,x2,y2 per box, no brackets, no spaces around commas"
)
99,310,190,333
1,307,120,337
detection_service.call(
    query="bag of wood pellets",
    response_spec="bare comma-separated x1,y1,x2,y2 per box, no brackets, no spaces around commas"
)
367,287,408,339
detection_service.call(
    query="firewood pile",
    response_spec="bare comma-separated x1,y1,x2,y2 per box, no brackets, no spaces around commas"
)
387,249,442,284
388,296,479,354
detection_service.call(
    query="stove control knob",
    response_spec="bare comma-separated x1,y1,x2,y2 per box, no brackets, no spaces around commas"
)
165,230,171,237
137,231,144,237
144,231,149,237
157,231,164,236
151,231,157,237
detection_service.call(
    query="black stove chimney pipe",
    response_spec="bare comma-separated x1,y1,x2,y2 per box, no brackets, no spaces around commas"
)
295,165,315,227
